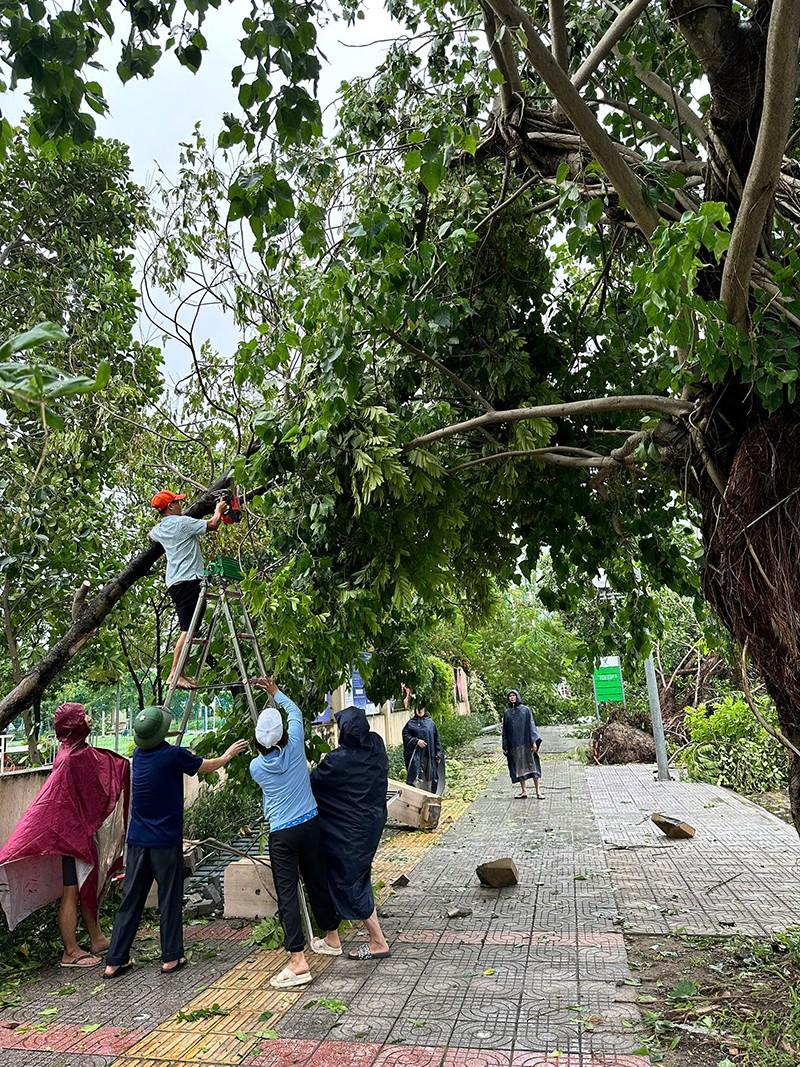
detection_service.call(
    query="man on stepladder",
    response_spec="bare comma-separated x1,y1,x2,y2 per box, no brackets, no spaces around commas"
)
149,489,227,691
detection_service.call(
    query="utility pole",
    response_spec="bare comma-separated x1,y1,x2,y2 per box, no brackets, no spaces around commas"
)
631,565,671,782
644,649,671,781
114,681,121,753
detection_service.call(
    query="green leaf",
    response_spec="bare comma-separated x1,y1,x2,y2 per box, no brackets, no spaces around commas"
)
404,150,422,172
419,161,444,195
81,1024,102,1034
0,322,67,360
488,68,506,85
669,979,699,1001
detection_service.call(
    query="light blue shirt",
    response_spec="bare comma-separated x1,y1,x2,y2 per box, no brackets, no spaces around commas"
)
249,691,317,833
149,514,208,588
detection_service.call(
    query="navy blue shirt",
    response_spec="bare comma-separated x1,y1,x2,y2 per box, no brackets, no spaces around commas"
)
128,742,203,847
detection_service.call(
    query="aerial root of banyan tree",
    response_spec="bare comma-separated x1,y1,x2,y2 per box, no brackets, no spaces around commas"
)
701,410,800,830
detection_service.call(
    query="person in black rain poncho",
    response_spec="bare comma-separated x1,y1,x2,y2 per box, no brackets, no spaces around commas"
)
502,689,543,800
402,704,445,795
310,706,392,961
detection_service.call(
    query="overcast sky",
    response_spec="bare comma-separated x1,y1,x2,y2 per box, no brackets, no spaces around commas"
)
7,1,400,382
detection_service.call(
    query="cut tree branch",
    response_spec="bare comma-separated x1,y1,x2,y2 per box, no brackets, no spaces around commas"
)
719,0,800,329
487,0,661,238
70,580,92,622
572,0,651,91
406,394,692,450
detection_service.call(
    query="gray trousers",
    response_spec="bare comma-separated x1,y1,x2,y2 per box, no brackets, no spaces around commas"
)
106,843,184,965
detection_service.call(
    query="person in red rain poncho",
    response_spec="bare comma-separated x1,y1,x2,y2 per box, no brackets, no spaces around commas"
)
0,702,130,967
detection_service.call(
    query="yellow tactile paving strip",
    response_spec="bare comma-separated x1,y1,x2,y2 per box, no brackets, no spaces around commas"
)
113,753,503,1066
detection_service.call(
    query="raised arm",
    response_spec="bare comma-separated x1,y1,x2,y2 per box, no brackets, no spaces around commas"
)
199,739,248,774
275,690,304,745
205,499,228,532
251,677,304,746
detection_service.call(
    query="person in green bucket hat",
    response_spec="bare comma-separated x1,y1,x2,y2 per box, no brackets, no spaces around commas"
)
104,707,248,979
133,705,171,750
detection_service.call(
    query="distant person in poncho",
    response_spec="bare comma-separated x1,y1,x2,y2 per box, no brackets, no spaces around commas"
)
402,703,445,795
502,689,543,800
0,703,130,968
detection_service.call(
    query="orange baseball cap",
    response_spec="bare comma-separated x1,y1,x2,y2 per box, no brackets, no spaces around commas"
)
150,490,187,510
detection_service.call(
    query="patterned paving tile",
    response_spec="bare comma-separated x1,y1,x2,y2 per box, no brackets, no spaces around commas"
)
242,1038,320,1066
442,1052,512,1067
372,1047,445,1067
305,1042,382,1067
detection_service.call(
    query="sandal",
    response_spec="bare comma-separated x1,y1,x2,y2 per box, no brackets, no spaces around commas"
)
348,944,391,961
103,962,133,980
270,967,313,989
161,957,188,974
61,952,102,969
310,937,342,957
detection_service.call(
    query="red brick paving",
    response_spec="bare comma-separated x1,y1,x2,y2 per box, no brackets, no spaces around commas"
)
0,1021,145,1055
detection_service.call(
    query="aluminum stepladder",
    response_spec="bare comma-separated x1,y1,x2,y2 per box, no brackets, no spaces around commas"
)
163,556,266,743
161,555,315,942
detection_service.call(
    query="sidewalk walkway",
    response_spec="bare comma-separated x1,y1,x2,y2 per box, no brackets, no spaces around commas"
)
2,729,799,1067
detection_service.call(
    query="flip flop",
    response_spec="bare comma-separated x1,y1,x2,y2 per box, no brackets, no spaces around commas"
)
514,795,528,800
348,944,391,961
161,958,188,974
103,963,133,980
61,952,101,968
270,967,313,989
310,936,342,957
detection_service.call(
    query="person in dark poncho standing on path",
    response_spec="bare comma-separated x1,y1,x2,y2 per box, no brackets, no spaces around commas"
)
311,706,392,961
502,689,543,800
402,703,445,795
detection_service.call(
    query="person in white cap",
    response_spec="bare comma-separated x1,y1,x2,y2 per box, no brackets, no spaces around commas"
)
249,676,341,989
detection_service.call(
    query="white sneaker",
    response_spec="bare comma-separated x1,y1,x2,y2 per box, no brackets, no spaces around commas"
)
310,936,343,956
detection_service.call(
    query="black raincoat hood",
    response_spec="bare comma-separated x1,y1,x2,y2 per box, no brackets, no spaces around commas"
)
335,705,371,747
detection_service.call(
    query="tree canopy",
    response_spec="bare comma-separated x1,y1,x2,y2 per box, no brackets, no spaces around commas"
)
3,0,800,823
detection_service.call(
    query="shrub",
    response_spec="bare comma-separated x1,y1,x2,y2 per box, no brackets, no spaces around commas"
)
466,672,495,721
184,781,261,843
386,744,405,780
437,711,483,752
679,696,789,794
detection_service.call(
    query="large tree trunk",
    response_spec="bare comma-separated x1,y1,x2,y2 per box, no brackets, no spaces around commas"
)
699,412,800,832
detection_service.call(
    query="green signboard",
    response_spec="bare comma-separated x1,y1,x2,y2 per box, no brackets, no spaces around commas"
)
593,663,625,704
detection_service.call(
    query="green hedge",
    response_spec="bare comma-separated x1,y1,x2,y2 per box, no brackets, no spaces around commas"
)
679,696,789,794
